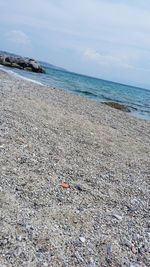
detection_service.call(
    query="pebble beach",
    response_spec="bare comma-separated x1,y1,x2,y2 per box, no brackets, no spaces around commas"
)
0,70,150,266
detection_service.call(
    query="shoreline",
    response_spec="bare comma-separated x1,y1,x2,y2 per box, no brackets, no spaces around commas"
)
0,65,44,85
0,70,150,266
1,65,150,122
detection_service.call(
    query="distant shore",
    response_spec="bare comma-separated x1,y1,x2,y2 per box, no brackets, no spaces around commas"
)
0,70,150,267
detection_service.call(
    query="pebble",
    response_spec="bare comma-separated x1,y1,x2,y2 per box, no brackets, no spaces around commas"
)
73,219,78,224
113,214,123,220
43,262,49,267
76,210,80,214
122,237,132,248
90,257,96,266
14,247,22,257
25,224,34,231
1,239,8,245
16,235,22,242
75,185,83,191
79,237,86,243
146,232,150,239
107,243,112,255
131,244,137,254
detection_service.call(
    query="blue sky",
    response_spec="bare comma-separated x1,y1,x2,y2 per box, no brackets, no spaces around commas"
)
0,0,150,88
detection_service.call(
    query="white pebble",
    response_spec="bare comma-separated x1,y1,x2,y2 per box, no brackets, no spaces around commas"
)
113,214,123,220
79,237,86,243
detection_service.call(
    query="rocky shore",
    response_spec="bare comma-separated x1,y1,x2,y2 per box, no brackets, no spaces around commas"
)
0,52,45,73
0,70,150,267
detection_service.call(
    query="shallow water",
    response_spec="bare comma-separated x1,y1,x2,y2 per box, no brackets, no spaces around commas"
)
1,64,150,121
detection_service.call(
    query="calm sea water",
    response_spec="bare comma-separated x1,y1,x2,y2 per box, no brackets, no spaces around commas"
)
1,65,150,121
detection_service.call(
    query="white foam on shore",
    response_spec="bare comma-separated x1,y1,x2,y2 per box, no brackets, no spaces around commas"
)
0,65,44,86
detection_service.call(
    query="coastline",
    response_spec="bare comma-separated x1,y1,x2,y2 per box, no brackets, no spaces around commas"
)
0,65,44,85
0,70,150,266
1,64,150,122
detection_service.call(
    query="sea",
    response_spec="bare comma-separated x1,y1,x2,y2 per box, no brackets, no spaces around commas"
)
1,64,150,121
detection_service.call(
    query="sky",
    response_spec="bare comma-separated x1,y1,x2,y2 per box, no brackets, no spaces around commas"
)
0,0,150,89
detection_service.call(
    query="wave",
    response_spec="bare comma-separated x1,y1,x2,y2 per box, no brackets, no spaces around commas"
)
0,65,44,86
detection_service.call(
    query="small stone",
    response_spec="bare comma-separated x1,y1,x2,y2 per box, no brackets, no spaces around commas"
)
107,244,112,255
131,244,137,254
2,166,6,170
79,237,85,243
16,235,22,242
0,144,5,148
25,224,34,231
43,263,49,267
90,257,95,265
121,237,132,248
73,219,78,224
76,210,80,214
14,247,22,257
75,185,83,191
1,239,8,245
146,232,150,239
13,168,17,174
61,181,70,189
112,214,123,220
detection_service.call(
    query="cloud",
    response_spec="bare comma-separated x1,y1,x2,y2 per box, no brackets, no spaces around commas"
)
5,30,31,46
83,48,133,69
84,49,101,61
1,0,150,87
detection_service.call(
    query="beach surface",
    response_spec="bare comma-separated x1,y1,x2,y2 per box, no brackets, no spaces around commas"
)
0,70,150,267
